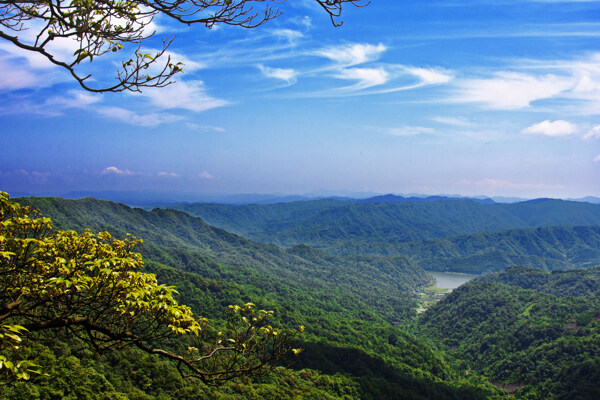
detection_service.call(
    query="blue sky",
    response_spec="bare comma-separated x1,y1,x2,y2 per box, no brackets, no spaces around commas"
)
1,0,600,199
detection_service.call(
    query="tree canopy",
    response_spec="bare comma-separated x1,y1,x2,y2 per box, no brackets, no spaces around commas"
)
0,0,368,92
0,191,301,384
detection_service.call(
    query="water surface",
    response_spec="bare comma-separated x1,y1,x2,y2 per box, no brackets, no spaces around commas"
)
428,271,478,290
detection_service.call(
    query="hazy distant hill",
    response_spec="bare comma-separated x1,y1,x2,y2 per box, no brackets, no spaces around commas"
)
167,196,600,242
357,194,495,204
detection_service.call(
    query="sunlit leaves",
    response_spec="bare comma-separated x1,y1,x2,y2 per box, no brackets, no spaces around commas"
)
0,191,201,379
0,191,301,384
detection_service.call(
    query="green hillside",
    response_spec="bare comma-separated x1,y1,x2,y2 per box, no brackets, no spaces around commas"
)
417,267,600,398
166,199,600,250
361,225,600,274
16,196,430,323
8,195,506,399
475,265,600,298
167,199,600,274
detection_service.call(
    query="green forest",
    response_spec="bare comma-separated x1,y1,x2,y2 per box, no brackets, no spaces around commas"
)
2,194,600,399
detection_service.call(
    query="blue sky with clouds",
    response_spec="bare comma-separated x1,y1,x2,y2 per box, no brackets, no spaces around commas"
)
1,0,600,199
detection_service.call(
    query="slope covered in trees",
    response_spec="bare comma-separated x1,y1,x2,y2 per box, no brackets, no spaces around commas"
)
475,265,600,297
7,195,506,399
167,198,600,273
16,196,430,322
374,225,600,274
417,267,600,398
167,199,600,249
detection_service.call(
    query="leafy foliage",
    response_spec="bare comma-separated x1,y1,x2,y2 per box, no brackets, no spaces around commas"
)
0,192,300,386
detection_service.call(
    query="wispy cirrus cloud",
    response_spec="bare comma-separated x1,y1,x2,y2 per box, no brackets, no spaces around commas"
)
137,80,230,112
271,29,304,44
95,106,183,127
315,43,387,66
454,72,571,109
258,64,298,85
158,171,181,178
385,126,436,137
334,67,390,90
432,116,475,127
404,67,453,86
450,53,600,114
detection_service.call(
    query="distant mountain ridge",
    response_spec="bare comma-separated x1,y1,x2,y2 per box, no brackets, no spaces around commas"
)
161,197,600,273
19,190,580,206
357,194,496,204
165,197,600,241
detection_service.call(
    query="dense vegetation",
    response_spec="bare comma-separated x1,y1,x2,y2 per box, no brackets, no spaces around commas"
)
166,198,600,249
6,196,506,399
166,199,600,273
475,266,600,297
7,195,600,399
418,267,600,398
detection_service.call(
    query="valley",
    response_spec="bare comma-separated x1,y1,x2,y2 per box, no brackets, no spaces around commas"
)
2,194,600,399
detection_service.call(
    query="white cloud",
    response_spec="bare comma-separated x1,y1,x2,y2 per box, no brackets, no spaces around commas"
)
198,171,213,179
584,125,600,140
335,67,389,89
139,80,230,112
386,126,436,137
315,43,387,66
101,166,135,176
143,48,206,74
47,90,101,108
456,72,572,109
185,123,225,132
594,155,600,162
432,116,475,127
259,65,298,84
96,106,182,126
354,66,453,96
0,54,64,90
521,120,578,137
404,67,453,85
158,171,181,178
271,29,304,44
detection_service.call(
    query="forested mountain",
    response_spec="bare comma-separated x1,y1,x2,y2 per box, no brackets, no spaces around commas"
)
166,198,600,273
475,266,600,297
16,196,430,322
9,196,506,399
9,195,600,399
369,225,600,274
417,267,600,399
166,198,600,251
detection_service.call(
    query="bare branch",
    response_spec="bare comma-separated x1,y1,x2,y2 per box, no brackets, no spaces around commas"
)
0,0,366,92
